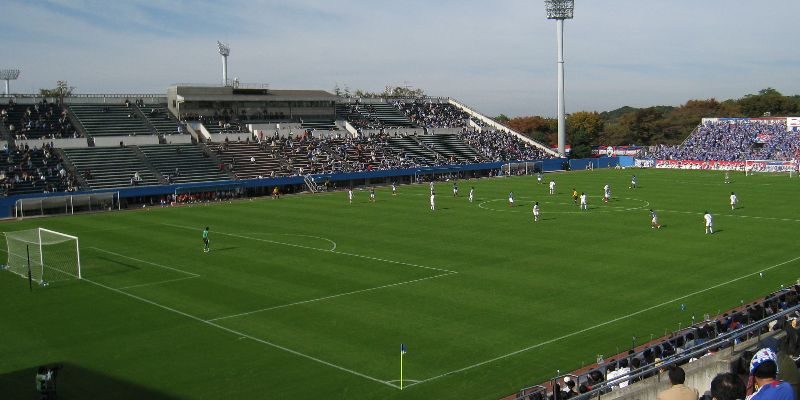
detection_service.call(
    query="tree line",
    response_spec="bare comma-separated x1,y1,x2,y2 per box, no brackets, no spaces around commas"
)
500,88,800,158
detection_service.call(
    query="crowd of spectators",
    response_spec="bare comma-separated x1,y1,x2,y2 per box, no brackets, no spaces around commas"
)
1,99,79,140
521,285,800,400
650,121,800,162
460,129,552,162
0,143,79,195
396,101,471,128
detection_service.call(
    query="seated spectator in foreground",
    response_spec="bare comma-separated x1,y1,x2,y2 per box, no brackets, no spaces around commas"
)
711,373,746,400
747,348,795,400
657,366,699,400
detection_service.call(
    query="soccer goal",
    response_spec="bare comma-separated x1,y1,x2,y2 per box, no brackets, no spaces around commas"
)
744,160,797,177
502,161,542,176
2,228,81,285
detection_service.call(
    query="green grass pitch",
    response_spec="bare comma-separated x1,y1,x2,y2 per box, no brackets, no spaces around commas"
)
1,169,799,399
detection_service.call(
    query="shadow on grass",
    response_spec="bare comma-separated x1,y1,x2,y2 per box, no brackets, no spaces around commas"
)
0,362,182,400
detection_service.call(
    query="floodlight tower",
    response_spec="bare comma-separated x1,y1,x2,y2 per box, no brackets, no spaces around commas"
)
0,69,20,95
545,0,573,157
217,41,230,86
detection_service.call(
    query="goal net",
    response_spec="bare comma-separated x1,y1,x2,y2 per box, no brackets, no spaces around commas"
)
745,160,797,176
502,161,542,176
3,228,81,285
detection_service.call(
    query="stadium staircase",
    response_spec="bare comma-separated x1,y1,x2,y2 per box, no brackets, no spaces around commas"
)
387,136,438,164
53,147,88,189
416,134,485,163
140,105,179,135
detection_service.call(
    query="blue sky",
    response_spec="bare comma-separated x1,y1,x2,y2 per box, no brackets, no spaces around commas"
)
3,0,799,116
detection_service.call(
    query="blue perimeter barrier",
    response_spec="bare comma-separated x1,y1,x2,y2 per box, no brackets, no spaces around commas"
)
0,157,629,218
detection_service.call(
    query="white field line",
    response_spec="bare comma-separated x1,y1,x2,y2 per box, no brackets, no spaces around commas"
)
89,246,200,277
658,209,800,223
402,253,800,389
74,275,399,389
116,275,199,290
208,271,457,322
161,223,457,274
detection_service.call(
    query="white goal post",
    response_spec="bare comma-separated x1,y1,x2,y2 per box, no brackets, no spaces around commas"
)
744,160,797,176
2,228,81,285
502,161,542,176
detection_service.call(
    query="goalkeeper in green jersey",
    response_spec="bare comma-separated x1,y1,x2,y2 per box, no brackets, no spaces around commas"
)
202,227,210,253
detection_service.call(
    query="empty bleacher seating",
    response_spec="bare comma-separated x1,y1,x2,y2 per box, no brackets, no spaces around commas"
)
386,136,439,164
141,105,180,135
335,103,414,129
139,144,230,183
416,134,485,163
209,142,288,179
62,147,158,189
69,104,153,137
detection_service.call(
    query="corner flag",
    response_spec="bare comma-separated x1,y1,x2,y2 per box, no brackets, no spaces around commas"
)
400,344,407,389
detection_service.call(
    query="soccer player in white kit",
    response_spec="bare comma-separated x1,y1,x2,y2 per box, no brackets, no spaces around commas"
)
603,184,611,203
369,187,376,203
532,201,540,222
468,187,474,203
508,191,514,207
549,180,556,195
630,175,637,189
703,211,714,234
650,209,661,229
730,192,737,210
430,193,436,211
429,181,435,195
537,173,543,184
453,182,459,197
579,192,588,210
348,188,353,204
391,182,397,195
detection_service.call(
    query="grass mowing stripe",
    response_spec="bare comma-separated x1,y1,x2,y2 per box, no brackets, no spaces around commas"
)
161,223,458,274
403,253,800,388
116,275,200,290
89,246,200,277
71,274,400,389
208,271,457,322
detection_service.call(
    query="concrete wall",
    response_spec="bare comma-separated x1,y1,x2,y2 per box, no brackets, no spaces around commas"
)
16,138,89,149
162,134,193,144
94,135,159,147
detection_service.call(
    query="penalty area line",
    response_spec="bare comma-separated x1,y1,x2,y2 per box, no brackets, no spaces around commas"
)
76,275,398,389
208,271,457,322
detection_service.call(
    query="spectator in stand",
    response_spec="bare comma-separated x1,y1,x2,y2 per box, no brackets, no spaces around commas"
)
657,366,699,400
711,373,746,400
747,348,795,400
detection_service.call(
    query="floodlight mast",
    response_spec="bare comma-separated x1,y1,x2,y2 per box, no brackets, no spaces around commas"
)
217,41,230,86
545,0,573,157
0,69,21,96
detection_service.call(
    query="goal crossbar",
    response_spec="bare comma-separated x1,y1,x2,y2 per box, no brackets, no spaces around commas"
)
3,227,81,284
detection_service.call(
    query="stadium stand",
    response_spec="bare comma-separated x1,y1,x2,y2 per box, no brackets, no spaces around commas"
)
0,144,79,195
62,147,159,189
460,129,552,161
208,141,288,179
1,100,78,140
396,101,471,128
140,105,180,135
416,133,485,163
335,102,414,129
512,285,800,400
649,120,799,161
139,144,230,183
68,104,153,137
386,136,441,165
300,119,338,131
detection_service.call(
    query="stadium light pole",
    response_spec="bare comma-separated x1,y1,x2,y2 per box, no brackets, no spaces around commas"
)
217,41,230,86
0,69,20,95
545,0,574,157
